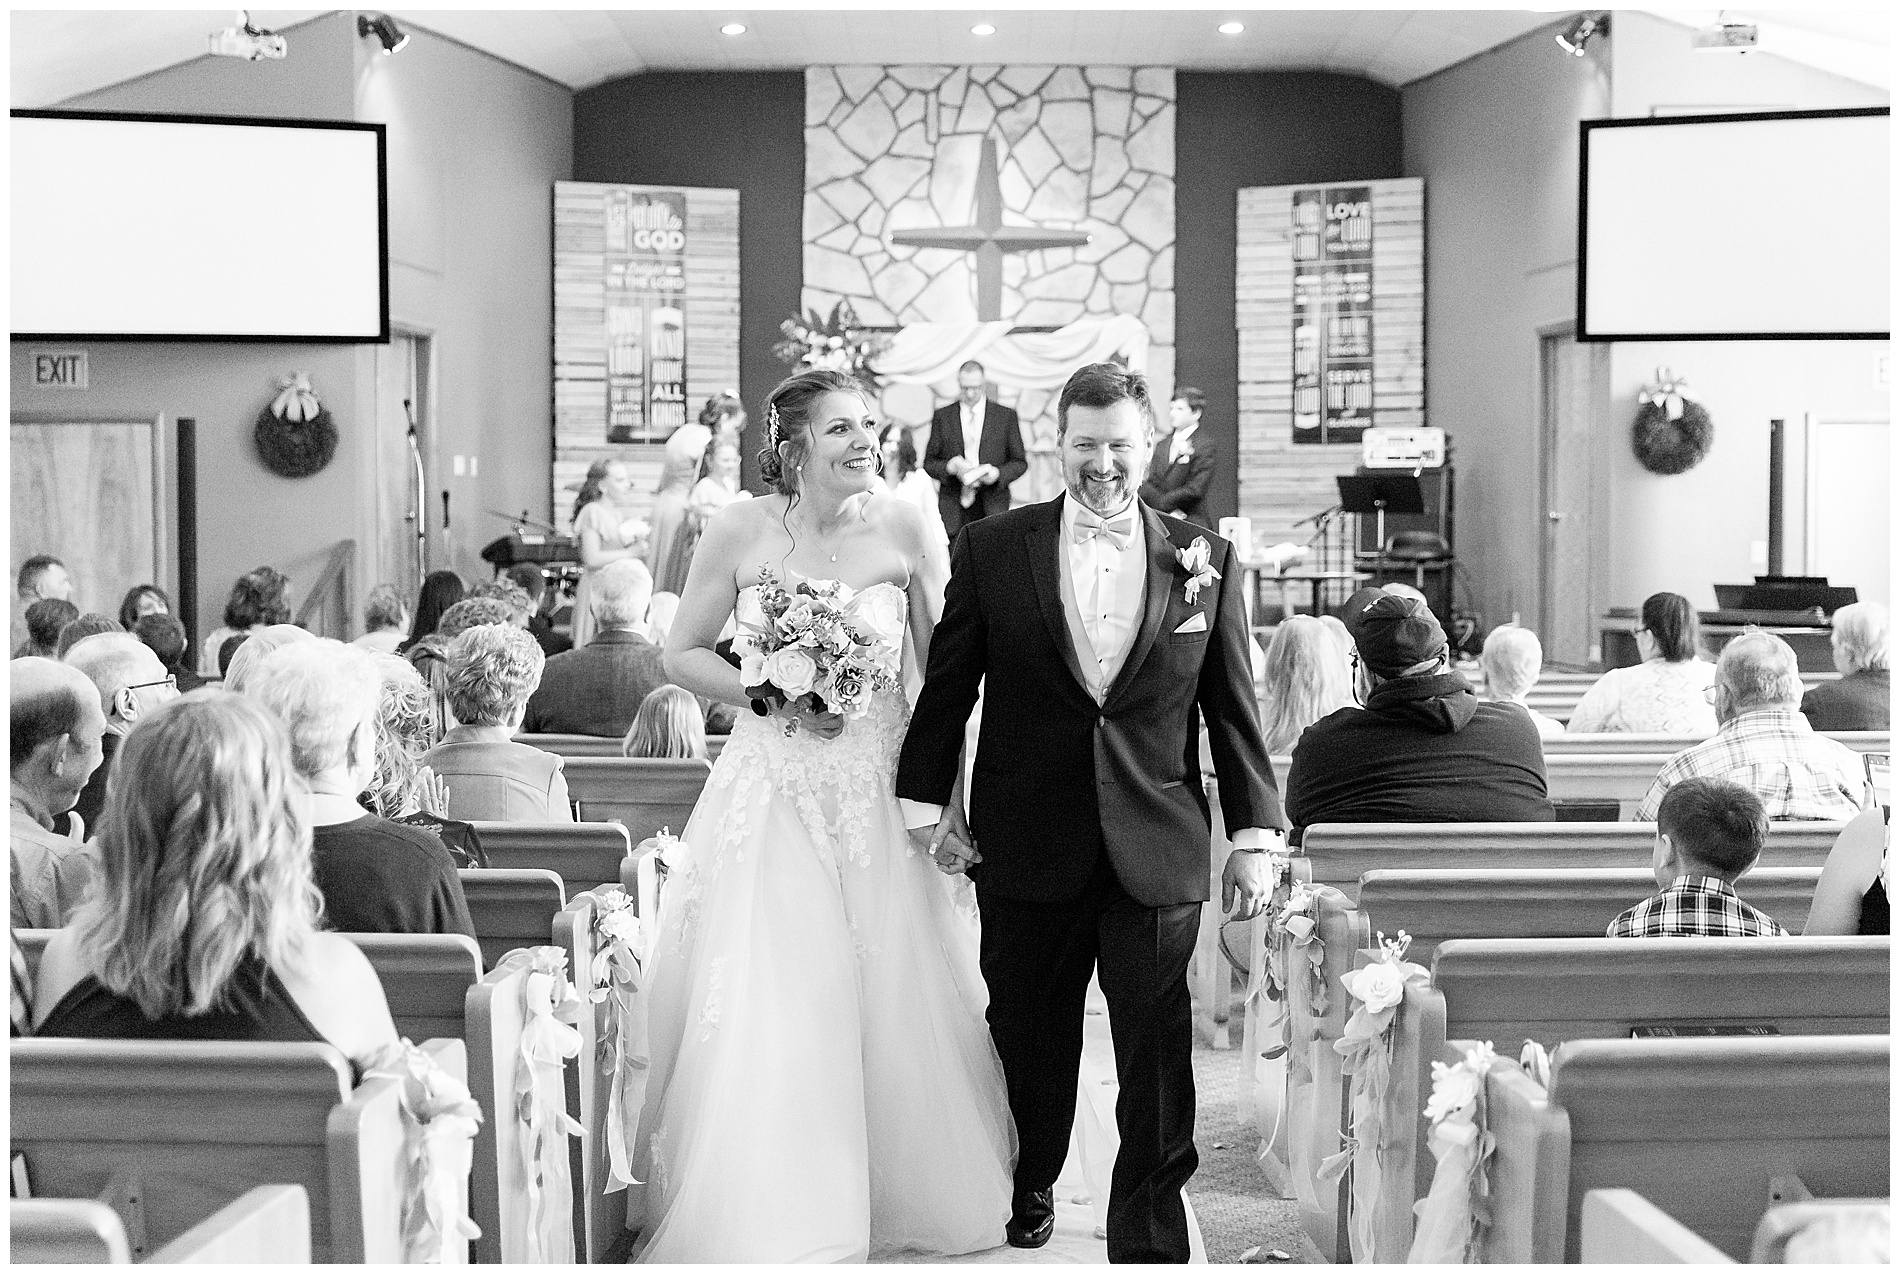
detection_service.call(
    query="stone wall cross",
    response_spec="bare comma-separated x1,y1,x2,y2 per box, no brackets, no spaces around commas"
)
887,136,1091,323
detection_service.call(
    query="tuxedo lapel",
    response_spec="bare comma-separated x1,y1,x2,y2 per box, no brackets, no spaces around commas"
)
1024,499,1092,701
1104,505,1178,708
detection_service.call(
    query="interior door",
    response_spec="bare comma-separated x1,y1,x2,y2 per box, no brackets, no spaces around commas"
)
1539,331,1606,667
11,417,168,626
374,333,428,600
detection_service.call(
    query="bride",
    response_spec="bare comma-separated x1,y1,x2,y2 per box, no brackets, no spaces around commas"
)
635,369,1016,1261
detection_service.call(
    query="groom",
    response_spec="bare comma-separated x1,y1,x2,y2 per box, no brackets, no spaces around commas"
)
896,363,1286,1263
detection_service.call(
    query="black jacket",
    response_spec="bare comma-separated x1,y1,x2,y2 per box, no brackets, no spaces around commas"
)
1139,432,1217,521
1801,668,1889,732
895,497,1284,907
924,399,1027,527
1285,671,1553,836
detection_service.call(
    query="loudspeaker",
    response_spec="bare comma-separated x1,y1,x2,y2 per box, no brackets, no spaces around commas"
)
1354,466,1453,555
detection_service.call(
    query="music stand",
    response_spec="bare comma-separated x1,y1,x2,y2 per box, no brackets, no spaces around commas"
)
1336,474,1425,559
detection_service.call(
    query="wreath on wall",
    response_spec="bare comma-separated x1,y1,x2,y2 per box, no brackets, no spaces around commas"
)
254,372,338,479
1630,367,1713,475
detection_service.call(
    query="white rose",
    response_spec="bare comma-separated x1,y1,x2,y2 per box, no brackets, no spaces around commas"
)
1178,537,1212,575
1422,1061,1482,1125
1342,960,1407,1012
847,586,906,646
739,650,767,689
764,647,818,698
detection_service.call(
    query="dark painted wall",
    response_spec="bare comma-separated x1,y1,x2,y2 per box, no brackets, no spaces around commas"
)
573,72,805,487
1175,72,1404,525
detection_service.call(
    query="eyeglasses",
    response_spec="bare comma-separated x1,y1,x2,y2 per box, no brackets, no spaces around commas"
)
1702,684,1722,703
124,674,177,694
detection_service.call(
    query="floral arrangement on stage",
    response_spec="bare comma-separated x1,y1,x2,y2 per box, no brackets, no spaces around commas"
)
735,569,905,727
772,300,890,391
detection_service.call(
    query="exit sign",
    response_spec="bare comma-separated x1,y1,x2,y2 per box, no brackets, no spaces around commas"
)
31,350,87,388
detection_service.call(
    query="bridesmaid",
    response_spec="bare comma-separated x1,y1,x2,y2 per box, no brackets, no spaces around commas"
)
570,459,638,649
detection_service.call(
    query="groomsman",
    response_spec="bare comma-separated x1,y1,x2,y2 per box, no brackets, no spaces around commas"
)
925,359,1027,539
1138,386,1216,524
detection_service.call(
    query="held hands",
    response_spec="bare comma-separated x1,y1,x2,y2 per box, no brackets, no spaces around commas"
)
769,698,845,740
906,805,981,876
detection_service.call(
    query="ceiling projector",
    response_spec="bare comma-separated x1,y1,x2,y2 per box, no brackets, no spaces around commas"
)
208,12,287,60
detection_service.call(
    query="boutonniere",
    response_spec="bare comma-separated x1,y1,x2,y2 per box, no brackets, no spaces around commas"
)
1176,535,1221,604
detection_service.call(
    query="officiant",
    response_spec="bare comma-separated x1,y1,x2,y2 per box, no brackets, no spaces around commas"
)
924,359,1027,538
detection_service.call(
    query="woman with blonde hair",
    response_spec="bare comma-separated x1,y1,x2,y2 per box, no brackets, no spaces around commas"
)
31,691,399,1068
365,652,447,819
622,684,708,760
1258,615,1356,754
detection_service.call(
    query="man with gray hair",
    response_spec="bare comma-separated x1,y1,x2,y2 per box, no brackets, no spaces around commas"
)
1801,601,1889,731
522,558,669,736
10,658,107,928
62,632,181,834
421,623,572,822
351,583,410,656
1636,629,1870,821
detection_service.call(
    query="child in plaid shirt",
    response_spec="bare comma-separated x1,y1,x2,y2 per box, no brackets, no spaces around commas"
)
1609,776,1789,937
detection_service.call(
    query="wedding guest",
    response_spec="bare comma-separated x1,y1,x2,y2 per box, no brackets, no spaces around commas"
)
221,624,316,696
1608,777,1787,937
523,559,667,737
1481,625,1565,739
878,422,950,551
1138,386,1216,523
10,659,107,930
471,576,535,623
1802,601,1889,731
404,634,453,749
1257,616,1354,754
622,684,709,760
1803,808,1889,936
246,639,476,940
30,691,400,1065
647,421,714,596
133,614,205,693
701,388,747,447
364,652,444,820
572,458,643,647
505,564,572,658
200,567,292,677
12,556,73,656
115,584,170,635
20,598,77,659
63,633,181,833
1567,592,1717,734
1634,631,1868,823
55,614,121,659
421,624,572,822
400,570,465,655
351,583,410,656
435,597,520,641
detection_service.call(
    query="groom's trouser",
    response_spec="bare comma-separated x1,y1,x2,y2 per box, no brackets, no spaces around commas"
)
977,857,1201,1264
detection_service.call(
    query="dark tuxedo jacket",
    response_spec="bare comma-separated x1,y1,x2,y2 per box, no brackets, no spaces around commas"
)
895,497,1285,907
1138,430,1217,521
923,399,1027,528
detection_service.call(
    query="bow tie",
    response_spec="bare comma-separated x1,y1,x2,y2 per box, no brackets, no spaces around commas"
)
1072,508,1136,550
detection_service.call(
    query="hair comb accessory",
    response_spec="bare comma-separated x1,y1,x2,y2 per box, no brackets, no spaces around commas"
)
767,403,782,447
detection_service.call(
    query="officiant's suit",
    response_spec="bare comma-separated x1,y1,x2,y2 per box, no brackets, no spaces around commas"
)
895,495,1284,1263
924,397,1027,537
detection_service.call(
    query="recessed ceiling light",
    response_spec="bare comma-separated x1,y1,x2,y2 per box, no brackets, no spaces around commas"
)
1218,21,1245,35
720,22,746,35
971,23,996,36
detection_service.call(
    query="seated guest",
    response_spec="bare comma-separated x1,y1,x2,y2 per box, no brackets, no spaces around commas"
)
1802,808,1889,936
12,555,74,655
365,653,444,819
247,640,476,940
1285,587,1552,836
115,583,169,634
1258,616,1354,755
63,633,182,833
54,614,121,659
200,566,292,677
1608,777,1787,936
133,614,206,693
20,598,78,659
1802,601,1889,731
351,583,410,656
421,624,572,823
506,563,572,658
1635,631,1869,822
10,659,107,929
1480,624,1565,739
1568,591,1717,734
400,569,466,655
523,559,668,738
471,576,535,623
404,634,453,748
222,623,316,695
31,691,399,1064
623,684,709,760
435,596,520,641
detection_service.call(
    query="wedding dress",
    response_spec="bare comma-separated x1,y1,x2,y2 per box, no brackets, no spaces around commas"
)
632,580,1016,1263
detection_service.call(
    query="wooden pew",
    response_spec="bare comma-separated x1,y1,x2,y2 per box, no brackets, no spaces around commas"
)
10,1039,416,1261
1274,886,1359,1258
520,733,728,761
1541,753,1673,815
561,757,711,843
1750,1198,1893,1262
1350,866,1822,967
553,890,626,1263
459,868,566,968
1295,821,1845,901
1489,1035,1891,1261
343,933,482,1043
470,820,633,895
1543,730,1887,755
9,1184,314,1264
1580,1188,1734,1263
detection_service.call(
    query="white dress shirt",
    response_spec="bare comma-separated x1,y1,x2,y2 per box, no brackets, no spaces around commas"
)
1059,493,1146,703
1168,420,1199,466
959,399,986,470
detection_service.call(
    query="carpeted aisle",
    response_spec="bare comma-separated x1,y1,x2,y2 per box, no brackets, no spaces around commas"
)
1186,1037,1326,1264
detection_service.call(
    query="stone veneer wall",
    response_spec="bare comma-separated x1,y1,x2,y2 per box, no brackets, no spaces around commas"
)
803,65,1175,492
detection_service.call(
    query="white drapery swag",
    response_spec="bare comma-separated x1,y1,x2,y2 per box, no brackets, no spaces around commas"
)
869,315,1151,387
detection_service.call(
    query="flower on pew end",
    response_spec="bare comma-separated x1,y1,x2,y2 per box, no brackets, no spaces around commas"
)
1423,1042,1497,1133
1340,961,1409,1013
1280,913,1315,942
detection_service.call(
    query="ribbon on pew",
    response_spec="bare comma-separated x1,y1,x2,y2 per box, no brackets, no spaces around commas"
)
494,946,587,1263
1264,882,1333,1213
363,1038,485,1263
1323,932,1430,1264
588,886,652,1193
1407,1042,1499,1264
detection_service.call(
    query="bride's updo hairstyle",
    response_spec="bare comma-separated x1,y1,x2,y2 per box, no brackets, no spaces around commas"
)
758,369,865,507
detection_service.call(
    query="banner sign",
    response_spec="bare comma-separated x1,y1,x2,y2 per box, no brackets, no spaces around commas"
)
603,189,689,443
1291,185,1374,445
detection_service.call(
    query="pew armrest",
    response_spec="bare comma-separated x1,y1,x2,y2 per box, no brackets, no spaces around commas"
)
325,1070,408,1263
1581,1188,1734,1264
1749,1199,1892,1264
8,1199,133,1264
148,1185,312,1264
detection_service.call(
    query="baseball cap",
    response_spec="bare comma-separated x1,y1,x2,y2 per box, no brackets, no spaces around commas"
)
1342,586,1447,676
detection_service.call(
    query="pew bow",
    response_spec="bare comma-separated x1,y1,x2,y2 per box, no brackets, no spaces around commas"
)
362,1038,485,1263
589,887,652,1193
270,371,323,422
1637,367,1689,421
496,946,586,1263
1407,1042,1499,1263
1332,932,1432,1264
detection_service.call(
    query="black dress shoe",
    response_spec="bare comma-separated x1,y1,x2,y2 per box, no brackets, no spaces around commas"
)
1005,1188,1055,1249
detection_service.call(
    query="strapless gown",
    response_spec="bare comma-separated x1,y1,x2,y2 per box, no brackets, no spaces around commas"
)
632,581,1015,1262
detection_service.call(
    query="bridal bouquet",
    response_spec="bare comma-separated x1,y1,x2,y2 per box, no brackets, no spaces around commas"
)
735,570,904,721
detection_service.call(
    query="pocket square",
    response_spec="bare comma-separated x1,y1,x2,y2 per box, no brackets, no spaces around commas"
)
1173,612,1208,635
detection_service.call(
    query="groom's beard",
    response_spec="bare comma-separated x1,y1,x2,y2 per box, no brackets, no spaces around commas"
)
1066,467,1138,518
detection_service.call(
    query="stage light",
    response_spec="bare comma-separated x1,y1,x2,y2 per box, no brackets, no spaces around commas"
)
1554,12,1607,58
356,13,409,55
721,22,746,36
1218,22,1245,35
971,23,996,36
